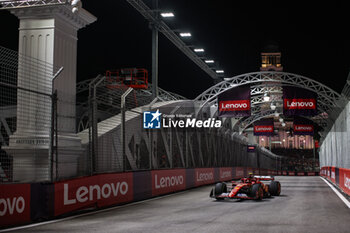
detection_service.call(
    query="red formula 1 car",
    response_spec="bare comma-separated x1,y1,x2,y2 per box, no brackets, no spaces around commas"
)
210,175,281,201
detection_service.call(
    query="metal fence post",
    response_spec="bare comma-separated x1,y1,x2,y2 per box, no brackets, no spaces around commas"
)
50,67,62,182
121,88,134,172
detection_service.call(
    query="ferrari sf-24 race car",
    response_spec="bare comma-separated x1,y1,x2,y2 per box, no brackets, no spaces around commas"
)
210,175,281,201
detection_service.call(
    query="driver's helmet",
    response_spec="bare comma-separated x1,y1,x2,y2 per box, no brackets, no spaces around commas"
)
248,172,254,178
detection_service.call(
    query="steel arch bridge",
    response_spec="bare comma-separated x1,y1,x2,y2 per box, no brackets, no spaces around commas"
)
194,71,348,135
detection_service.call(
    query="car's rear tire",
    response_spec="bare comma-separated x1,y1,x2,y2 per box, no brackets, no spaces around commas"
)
269,181,281,196
214,182,227,200
250,183,263,200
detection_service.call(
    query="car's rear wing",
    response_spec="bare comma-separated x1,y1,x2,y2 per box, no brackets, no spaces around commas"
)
254,175,274,181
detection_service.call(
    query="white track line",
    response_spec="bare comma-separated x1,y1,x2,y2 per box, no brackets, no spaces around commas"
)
320,176,350,208
0,189,194,232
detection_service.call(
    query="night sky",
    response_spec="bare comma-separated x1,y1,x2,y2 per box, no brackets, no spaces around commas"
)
1,1,349,99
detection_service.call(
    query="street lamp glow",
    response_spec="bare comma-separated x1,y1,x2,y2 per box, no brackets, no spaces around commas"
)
263,93,270,102
194,48,205,52
205,60,214,63
180,32,191,37
270,103,276,110
160,12,174,18
216,70,224,74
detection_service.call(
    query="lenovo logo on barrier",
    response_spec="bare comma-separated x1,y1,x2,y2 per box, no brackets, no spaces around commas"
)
0,196,25,216
294,125,314,132
220,171,231,179
155,174,184,189
219,100,250,111
64,182,128,205
196,172,214,181
344,174,350,190
284,99,316,109
254,125,273,132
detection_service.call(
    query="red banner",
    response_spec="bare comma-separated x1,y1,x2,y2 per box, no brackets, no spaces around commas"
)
151,169,186,196
254,125,273,133
284,99,316,110
331,167,336,183
283,86,317,116
219,100,250,112
0,184,31,227
339,168,350,196
217,86,251,117
219,167,232,181
235,167,244,178
54,173,133,216
254,118,274,136
194,168,215,186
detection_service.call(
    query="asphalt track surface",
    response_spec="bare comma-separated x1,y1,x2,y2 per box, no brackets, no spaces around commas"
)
5,176,350,233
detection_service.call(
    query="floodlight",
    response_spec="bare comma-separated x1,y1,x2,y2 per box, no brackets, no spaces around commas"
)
180,32,191,37
205,60,214,63
161,12,174,18
194,48,205,52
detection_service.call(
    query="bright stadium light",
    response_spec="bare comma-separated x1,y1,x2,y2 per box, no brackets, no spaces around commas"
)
179,32,191,37
194,48,205,52
282,122,286,127
216,70,224,74
161,12,174,18
205,60,214,63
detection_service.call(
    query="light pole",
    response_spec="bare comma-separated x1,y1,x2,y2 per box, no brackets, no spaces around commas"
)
151,0,159,99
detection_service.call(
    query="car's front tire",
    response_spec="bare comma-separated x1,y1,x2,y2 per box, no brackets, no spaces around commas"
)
214,182,227,200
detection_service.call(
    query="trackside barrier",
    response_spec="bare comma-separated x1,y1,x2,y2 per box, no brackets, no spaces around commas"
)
320,166,350,196
0,166,318,228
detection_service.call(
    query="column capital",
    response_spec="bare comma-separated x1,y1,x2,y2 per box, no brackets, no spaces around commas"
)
10,4,96,30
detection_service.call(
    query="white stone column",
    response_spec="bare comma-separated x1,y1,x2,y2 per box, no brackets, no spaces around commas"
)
5,4,96,182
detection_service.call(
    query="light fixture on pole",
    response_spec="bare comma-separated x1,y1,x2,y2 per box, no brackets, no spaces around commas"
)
179,32,191,37
216,70,224,74
205,59,214,64
194,48,205,52
160,12,174,18
263,92,270,102
279,118,284,123
270,102,276,110
274,111,279,117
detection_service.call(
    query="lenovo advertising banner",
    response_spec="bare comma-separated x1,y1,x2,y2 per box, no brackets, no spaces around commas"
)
0,184,31,227
218,86,251,117
339,168,350,196
151,169,186,196
194,168,215,186
293,117,314,135
235,167,244,178
254,118,274,136
219,167,232,181
283,86,317,116
54,173,133,216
